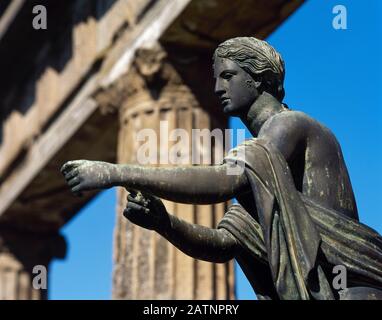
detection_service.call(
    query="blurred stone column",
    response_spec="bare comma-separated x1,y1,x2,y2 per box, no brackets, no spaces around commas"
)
112,46,235,299
0,227,66,300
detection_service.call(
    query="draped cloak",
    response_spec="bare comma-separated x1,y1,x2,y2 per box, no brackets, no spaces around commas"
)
217,138,382,300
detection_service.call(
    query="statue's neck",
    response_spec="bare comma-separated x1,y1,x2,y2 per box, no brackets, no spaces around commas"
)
240,92,286,137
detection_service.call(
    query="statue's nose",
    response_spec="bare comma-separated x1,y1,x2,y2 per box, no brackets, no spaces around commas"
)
214,81,225,96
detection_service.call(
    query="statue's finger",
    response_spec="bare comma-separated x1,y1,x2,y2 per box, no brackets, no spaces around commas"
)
123,207,150,225
128,190,138,197
61,160,84,174
127,193,147,206
126,202,146,214
71,184,83,194
135,191,145,202
127,194,143,205
60,163,67,174
68,177,80,188
64,169,79,181
126,190,137,202
140,192,160,205
139,191,151,200
139,192,162,208
127,194,139,204
123,207,131,219
61,161,74,174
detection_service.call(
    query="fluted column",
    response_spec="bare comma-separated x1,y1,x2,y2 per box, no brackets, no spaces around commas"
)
0,227,66,300
112,46,235,300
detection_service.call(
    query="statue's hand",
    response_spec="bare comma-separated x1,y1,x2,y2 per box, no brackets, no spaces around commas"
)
123,191,171,233
60,160,115,195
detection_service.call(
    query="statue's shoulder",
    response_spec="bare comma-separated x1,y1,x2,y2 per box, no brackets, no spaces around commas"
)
267,109,329,134
259,109,339,154
271,109,313,124
271,110,340,149
260,110,313,138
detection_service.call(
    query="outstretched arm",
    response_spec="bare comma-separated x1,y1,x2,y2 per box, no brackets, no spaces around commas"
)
124,192,238,263
61,161,248,204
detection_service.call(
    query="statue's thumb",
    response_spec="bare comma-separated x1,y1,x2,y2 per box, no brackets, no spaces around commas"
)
127,190,138,198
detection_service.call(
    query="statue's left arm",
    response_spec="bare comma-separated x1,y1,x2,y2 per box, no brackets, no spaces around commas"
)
123,191,238,263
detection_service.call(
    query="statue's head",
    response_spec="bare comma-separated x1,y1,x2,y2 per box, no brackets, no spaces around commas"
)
213,37,285,116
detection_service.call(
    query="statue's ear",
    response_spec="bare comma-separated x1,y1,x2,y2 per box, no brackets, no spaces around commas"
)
257,72,276,96
251,73,264,91
254,80,262,89
253,76,265,94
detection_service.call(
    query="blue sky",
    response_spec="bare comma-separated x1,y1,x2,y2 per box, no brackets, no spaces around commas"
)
50,0,382,299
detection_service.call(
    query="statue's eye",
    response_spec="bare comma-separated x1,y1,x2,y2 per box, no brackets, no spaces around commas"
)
222,72,234,80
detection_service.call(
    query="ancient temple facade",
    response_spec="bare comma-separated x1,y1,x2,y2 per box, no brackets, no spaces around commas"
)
0,0,304,299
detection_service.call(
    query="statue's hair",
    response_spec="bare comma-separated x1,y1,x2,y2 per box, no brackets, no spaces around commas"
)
214,37,285,101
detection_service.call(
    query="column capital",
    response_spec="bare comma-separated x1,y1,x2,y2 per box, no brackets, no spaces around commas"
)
0,224,66,299
0,225,66,270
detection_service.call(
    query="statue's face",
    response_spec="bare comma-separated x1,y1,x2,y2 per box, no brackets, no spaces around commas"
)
214,57,259,116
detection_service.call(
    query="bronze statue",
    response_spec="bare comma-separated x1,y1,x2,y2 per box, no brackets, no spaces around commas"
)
61,37,382,300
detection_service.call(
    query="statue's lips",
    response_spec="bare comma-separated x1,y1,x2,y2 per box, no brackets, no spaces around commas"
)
221,97,230,106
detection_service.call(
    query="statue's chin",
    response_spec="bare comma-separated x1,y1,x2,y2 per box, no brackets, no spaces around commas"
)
223,103,233,114
223,104,240,117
